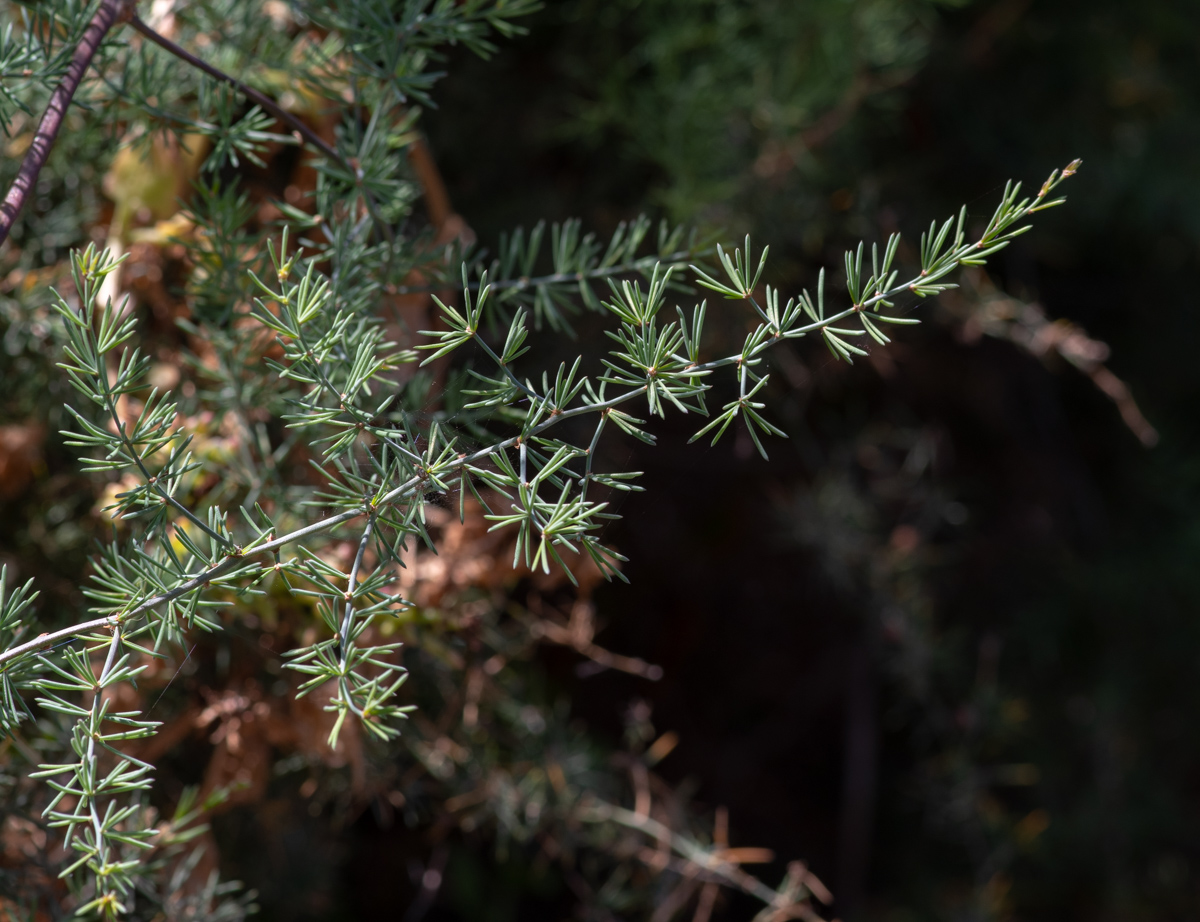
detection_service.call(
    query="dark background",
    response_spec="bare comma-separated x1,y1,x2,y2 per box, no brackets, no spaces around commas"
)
412,0,1200,919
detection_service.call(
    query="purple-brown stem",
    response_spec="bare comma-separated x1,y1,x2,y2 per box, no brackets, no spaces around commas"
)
0,0,127,247
128,15,394,245
128,14,343,165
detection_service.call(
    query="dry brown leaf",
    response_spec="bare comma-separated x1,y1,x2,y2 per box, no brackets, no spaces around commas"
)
0,424,44,500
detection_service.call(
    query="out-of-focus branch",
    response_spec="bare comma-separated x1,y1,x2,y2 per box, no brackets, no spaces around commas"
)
581,797,831,918
0,0,130,247
948,268,1158,447
530,599,664,681
753,68,914,181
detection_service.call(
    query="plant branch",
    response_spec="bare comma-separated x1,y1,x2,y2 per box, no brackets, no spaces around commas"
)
335,517,375,719
128,14,394,245
0,0,128,247
339,518,374,653
3,167,1074,671
581,799,796,910
0,616,115,666
0,239,1009,672
128,15,338,164
84,625,123,845
0,383,656,670
0,491,403,669
389,251,703,297
474,333,541,402
95,332,233,547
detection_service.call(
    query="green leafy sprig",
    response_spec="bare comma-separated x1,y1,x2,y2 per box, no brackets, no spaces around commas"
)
0,154,1078,914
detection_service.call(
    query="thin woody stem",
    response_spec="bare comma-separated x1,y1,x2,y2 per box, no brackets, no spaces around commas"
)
128,15,339,164
0,0,128,247
84,626,123,847
128,14,395,246
339,518,375,655
579,799,788,908
0,616,114,666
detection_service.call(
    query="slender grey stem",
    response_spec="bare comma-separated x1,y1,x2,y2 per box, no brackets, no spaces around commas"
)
474,333,539,401
339,518,374,652
334,517,375,719
1,616,115,666
0,0,127,247
289,323,426,469
96,333,232,548
85,626,123,846
0,495,393,668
